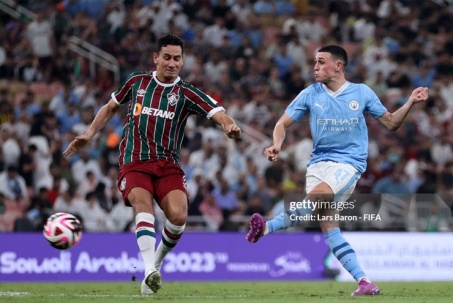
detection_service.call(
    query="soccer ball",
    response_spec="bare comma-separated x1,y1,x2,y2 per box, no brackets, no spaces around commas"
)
43,212,83,250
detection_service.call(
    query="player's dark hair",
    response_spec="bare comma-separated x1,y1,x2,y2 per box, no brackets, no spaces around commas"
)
318,45,348,67
157,34,184,55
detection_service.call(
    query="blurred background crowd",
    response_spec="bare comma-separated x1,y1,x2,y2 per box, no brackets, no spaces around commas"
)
0,0,452,234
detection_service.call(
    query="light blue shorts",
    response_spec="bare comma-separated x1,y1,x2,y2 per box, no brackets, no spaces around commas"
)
306,161,361,202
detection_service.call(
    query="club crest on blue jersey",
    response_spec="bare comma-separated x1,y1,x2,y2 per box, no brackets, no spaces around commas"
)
349,100,359,110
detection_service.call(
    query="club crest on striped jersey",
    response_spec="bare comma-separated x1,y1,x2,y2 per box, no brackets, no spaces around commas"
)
120,178,126,191
167,92,180,106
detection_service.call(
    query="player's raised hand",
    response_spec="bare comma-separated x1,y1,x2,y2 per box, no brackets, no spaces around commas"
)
225,123,241,139
264,145,280,162
63,135,90,157
410,87,429,104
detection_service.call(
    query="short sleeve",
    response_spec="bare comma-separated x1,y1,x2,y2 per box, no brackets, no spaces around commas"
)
183,83,223,118
285,87,310,121
363,84,387,119
111,72,144,106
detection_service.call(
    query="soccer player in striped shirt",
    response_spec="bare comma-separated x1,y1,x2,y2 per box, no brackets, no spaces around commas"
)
246,45,429,296
64,34,241,295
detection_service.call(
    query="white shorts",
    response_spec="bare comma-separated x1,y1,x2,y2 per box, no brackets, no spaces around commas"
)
306,161,361,202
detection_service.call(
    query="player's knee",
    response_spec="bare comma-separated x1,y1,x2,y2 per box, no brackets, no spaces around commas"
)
161,191,188,225
127,188,153,213
166,202,187,225
166,208,187,226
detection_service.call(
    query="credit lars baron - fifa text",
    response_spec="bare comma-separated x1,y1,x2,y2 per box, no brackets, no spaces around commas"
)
288,200,382,222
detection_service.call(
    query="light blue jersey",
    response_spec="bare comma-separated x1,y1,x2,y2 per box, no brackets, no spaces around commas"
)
285,81,387,173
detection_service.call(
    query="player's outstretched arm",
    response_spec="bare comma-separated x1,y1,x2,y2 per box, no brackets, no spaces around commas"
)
63,99,119,157
211,111,241,139
264,113,296,162
378,87,429,131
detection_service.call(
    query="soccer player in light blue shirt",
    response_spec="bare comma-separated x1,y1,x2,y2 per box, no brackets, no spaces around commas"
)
246,45,429,296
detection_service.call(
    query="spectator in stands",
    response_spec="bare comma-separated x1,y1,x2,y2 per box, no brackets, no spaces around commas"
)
99,124,120,174
0,166,28,203
18,144,37,191
186,168,202,202
72,106,95,136
25,9,55,82
0,89,13,126
431,133,453,168
50,82,79,117
199,192,223,231
1,124,21,168
15,90,40,120
117,32,143,80
13,209,36,231
372,165,411,195
51,2,71,44
421,202,450,232
0,192,5,215
80,191,114,232
109,195,134,231
231,0,253,26
189,140,220,182
245,194,266,217
178,148,194,181
15,54,43,83
24,187,51,230
253,0,274,15
212,175,240,230
75,170,98,199
94,67,115,93
53,187,82,216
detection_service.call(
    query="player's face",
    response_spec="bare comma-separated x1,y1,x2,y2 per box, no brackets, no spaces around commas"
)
313,52,339,83
153,45,183,83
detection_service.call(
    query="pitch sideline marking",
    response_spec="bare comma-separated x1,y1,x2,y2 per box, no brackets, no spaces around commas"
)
0,291,247,298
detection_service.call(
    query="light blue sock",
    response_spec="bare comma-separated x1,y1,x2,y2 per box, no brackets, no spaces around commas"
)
267,209,305,233
324,228,365,281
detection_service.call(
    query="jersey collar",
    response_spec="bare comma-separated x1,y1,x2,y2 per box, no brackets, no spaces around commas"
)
322,81,349,98
152,71,180,87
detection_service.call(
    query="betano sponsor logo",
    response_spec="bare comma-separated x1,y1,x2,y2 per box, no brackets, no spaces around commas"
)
133,104,175,119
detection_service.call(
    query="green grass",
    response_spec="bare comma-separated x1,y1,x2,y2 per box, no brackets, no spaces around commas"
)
0,281,452,303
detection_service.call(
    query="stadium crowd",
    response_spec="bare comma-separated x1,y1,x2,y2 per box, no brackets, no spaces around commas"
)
0,0,452,233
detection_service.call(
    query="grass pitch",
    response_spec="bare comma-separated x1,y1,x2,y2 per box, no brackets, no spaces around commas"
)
1,281,452,303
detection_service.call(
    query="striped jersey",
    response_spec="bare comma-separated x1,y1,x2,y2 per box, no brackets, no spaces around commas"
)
111,71,225,166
